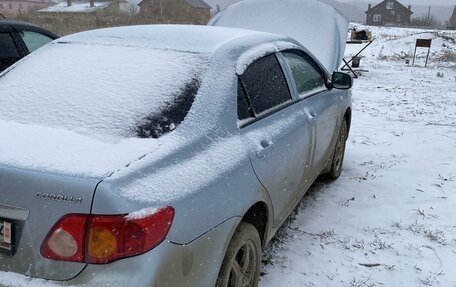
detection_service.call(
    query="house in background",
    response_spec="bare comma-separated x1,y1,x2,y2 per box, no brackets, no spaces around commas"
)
0,0,54,16
138,0,211,19
38,0,125,14
366,0,413,26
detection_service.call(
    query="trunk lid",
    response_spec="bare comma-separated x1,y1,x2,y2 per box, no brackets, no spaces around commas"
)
0,165,98,280
208,0,349,73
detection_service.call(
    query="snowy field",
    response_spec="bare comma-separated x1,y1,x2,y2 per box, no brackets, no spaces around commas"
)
261,25,456,287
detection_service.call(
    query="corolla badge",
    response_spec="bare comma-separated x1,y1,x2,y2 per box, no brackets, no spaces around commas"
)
35,192,83,204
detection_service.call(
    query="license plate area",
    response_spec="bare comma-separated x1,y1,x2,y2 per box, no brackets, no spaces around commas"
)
0,219,14,254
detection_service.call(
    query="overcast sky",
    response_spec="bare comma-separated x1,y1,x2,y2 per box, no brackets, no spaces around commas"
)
338,0,455,5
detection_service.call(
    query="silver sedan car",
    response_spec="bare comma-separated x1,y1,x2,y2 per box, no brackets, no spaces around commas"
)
0,6,351,287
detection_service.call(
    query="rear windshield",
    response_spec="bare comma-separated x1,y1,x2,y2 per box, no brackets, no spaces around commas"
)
0,42,209,138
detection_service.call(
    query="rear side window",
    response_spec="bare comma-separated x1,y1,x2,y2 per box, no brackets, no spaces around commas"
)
135,78,200,138
238,54,291,121
19,31,54,52
0,33,20,71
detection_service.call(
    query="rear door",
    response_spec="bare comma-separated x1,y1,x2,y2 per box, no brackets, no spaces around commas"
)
238,53,312,227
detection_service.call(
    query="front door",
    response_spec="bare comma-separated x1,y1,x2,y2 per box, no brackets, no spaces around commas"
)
281,49,341,178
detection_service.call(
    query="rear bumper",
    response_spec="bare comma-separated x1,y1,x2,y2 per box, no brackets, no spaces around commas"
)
0,217,240,287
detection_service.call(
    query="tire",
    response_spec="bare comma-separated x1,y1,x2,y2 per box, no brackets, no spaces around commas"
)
215,222,261,287
326,120,348,179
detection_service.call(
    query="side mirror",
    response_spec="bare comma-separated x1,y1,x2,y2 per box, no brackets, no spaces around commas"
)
331,72,353,90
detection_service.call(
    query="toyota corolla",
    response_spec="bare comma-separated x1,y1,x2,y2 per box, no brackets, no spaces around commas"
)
0,1,352,286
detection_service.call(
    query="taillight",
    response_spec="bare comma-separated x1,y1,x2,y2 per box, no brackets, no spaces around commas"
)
40,214,88,262
41,206,174,264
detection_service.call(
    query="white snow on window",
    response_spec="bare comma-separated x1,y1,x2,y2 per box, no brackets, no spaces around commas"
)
0,42,209,138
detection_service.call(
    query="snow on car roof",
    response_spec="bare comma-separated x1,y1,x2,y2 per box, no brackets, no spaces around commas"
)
235,41,301,75
209,0,349,73
59,24,264,54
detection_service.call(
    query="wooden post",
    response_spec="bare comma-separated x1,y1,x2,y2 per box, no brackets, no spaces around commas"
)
412,45,417,66
425,46,430,67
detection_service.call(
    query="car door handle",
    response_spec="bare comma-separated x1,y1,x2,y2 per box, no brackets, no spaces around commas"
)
256,140,273,158
308,110,317,123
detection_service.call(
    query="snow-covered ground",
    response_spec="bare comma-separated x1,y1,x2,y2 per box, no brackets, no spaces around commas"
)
261,25,456,286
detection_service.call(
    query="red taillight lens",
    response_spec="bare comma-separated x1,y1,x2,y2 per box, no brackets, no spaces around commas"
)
41,206,174,264
40,214,88,262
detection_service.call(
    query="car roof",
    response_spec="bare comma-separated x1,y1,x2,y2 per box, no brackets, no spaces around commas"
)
0,19,58,38
57,24,290,55
0,19,41,29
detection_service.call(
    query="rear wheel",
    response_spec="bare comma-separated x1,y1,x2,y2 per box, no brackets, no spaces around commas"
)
326,120,348,179
216,222,261,287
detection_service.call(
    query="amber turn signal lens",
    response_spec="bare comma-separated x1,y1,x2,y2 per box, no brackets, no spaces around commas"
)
88,226,117,259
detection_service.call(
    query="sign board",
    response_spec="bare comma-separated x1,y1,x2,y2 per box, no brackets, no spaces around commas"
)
412,39,432,67
416,39,432,48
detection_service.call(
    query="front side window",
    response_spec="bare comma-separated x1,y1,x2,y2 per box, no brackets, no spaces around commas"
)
238,53,292,121
386,2,394,9
0,33,20,72
373,14,382,22
19,31,54,52
282,50,326,98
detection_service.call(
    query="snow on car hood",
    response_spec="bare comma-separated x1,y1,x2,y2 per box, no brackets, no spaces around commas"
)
208,0,349,73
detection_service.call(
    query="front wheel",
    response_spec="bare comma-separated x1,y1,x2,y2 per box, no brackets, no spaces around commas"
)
215,222,261,287
326,121,348,179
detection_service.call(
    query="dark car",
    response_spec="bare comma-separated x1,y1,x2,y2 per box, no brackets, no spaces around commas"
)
0,19,58,72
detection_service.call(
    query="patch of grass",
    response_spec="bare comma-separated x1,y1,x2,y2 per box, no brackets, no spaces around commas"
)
423,229,446,245
352,239,365,249
370,238,393,250
350,276,378,287
438,50,456,62
317,228,336,241
407,222,447,245
392,221,403,229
